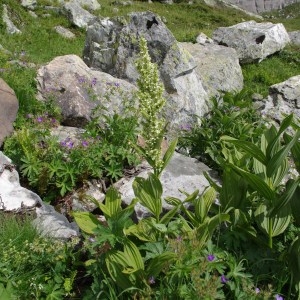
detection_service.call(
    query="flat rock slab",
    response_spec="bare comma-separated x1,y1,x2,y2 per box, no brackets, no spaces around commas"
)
262,75,300,122
0,78,19,147
213,21,290,63
117,152,216,219
181,42,243,98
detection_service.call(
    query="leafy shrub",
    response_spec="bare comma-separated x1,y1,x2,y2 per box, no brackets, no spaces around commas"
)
178,91,266,172
4,96,139,203
0,213,80,299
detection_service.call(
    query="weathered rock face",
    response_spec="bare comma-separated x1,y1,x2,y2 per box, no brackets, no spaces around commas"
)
83,11,209,127
222,0,300,13
117,151,217,219
0,79,19,147
180,42,243,99
289,31,300,46
63,0,97,29
0,152,79,240
213,21,290,63
36,54,137,127
261,75,300,122
2,4,21,34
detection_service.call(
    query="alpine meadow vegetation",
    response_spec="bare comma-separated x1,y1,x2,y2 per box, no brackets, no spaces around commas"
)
0,0,300,299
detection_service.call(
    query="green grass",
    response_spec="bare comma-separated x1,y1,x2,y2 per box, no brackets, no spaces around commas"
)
0,212,39,245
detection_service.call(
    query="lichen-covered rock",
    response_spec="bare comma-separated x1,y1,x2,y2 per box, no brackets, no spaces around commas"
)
36,54,137,127
261,75,300,123
221,0,300,13
83,11,209,127
117,152,217,219
213,21,290,63
0,79,19,147
289,31,300,46
63,0,97,28
181,42,243,98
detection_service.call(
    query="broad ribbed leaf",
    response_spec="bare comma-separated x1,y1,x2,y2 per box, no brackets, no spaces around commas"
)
229,164,276,202
284,132,300,174
195,187,216,223
270,178,300,217
72,211,99,234
266,130,300,178
255,203,291,237
146,252,176,278
207,213,230,235
105,251,133,290
161,138,178,171
133,174,163,218
219,167,248,210
266,114,293,159
98,186,122,218
123,240,144,272
220,135,266,164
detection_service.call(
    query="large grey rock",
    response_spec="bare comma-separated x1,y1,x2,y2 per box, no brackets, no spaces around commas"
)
0,151,79,240
36,54,137,127
0,79,19,147
2,4,21,34
21,0,37,9
63,0,97,29
261,75,300,122
289,31,300,46
212,21,290,63
83,11,209,127
181,42,243,99
54,26,76,39
221,0,300,13
117,152,216,219
74,0,101,10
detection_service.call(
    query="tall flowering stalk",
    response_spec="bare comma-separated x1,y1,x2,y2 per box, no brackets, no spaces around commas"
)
135,37,167,176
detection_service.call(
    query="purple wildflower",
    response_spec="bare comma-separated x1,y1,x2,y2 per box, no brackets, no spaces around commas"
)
20,50,26,56
78,76,86,84
82,140,89,147
255,287,260,294
275,295,284,300
66,141,74,149
37,116,43,123
114,82,120,87
207,254,215,262
220,275,229,284
91,77,97,86
148,276,155,285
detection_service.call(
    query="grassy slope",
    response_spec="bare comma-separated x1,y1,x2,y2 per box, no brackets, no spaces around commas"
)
0,0,299,116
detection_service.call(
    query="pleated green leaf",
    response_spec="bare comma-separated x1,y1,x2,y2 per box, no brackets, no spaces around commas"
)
220,135,266,165
255,203,291,237
72,211,99,234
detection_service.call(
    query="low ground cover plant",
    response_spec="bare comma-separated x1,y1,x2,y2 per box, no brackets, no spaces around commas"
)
0,213,80,299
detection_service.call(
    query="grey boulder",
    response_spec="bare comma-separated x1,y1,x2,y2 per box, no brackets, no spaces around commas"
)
117,152,216,219
213,20,290,63
0,78,19,147
261,75,300,123
83,11,209,127
181,42,243,99
36,54,137,127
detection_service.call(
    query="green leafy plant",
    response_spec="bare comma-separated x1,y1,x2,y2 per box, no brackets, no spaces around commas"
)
178,91,266,172
0,213,80,299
